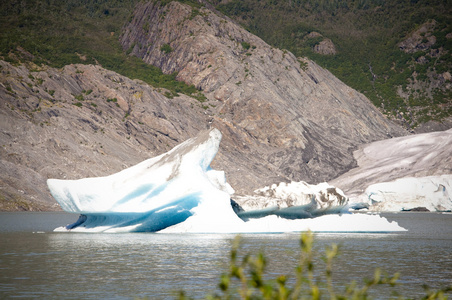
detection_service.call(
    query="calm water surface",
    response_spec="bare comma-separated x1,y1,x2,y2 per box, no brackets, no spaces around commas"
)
0,212,451,299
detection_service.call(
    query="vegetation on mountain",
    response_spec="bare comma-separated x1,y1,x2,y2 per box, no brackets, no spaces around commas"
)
213,0,452,129
0,0,202,99
1,0,451,129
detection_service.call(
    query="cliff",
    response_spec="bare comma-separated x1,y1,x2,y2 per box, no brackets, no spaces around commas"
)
120,1,405,191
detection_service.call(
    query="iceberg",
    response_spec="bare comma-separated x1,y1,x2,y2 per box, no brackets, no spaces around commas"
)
48,128,405,233
233,181,349,220
48,128,242,232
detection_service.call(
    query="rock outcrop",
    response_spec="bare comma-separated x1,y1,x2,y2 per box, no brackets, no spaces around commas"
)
398,20,437,54
395,19,452,123
306,32,337,55
313,38,337,55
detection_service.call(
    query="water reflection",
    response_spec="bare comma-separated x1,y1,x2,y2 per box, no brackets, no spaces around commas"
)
1,232,236,299
1,213,451,299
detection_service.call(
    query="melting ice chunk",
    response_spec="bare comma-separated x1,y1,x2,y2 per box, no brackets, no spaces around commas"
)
233,181,350,220
48,128,240,232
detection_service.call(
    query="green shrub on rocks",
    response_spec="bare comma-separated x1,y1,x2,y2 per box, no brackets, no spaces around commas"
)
160,43,173,54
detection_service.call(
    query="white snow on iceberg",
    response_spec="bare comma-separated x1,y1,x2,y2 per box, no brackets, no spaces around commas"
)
48,128,405,233
233,181,349,220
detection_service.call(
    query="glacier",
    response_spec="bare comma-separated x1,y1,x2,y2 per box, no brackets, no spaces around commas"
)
48,128,405,233
363,175,452,212
331,128,452,212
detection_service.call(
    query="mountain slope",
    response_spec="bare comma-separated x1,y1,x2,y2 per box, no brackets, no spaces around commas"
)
0,0,407,210
120,1,405,190
211,0,452,130
1,0,450,130
0,61,209,210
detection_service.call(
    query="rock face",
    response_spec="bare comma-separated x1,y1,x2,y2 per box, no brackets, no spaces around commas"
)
398,20,437,54
0,61,209,210
120,1,405,191
1,1,407,210
313,38,337,55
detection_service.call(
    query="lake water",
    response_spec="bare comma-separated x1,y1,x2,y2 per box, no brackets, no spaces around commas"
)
0,212,451,299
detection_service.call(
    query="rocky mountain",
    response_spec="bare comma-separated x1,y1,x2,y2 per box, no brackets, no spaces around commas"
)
0,61,212,210
212,0,452,130
1,0,407,211
395,19,452,127
120,2,405,182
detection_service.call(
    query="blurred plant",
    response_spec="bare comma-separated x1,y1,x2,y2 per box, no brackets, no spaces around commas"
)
177,231,450,300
